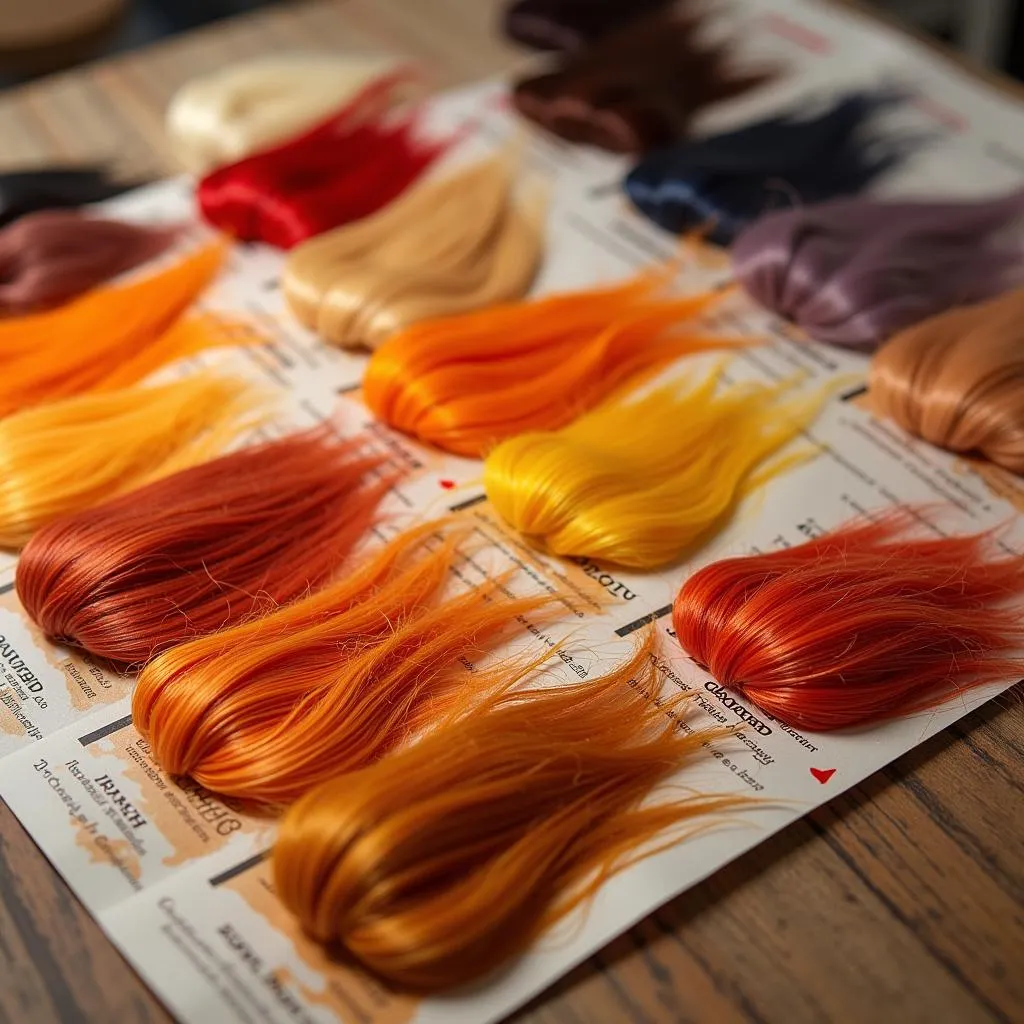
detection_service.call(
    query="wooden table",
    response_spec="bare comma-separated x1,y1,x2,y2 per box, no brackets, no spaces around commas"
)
0,2,1021,1021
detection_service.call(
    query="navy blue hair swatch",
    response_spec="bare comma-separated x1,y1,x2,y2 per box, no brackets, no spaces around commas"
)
0,167,142,230
503,0,676,52
623,91,919,246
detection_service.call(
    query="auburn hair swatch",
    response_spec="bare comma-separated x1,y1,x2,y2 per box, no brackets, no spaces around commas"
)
17,429,395,666
484,367,825,568
869,286,1024,474
0,243,238,417
672,511,1024,731
197,71,449,249
0,373,267,550
0,210,179,314
733,189,1024,349
135,524,552,807
503,0,675,51
283,152,544,350
275,632,743,991
166,54,413,174
362,272,737,457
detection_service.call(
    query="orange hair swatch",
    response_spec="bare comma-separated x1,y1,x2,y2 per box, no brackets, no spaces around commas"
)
362,270,735,457
274,633,743,991
870,286,1024,474
672,510,1024,731
17,429,396,667
134,523,551,807
0,242,241,417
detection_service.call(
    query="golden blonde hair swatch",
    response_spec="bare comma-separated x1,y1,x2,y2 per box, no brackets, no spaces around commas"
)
0,242,240,418
275,632,744,991
0,373,267,549
283,152,545,350
363,272,736,457
484,365,826,568
870,286,1024,474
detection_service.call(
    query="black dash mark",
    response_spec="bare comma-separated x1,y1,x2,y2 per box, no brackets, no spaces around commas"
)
449,494,487,513
337,382,361,394
210,851,271,887
841,385,868,402
262,278,279,292
615,604,673,637
78,714,133,747
0,581,14,595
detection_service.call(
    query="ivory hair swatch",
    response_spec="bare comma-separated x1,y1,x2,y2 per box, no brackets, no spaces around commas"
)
672,511,1024,730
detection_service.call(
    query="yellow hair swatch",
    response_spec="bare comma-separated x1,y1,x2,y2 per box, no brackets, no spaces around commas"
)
0,373,269,549
483,365,826,569
0,242,235,417
283,152,544,350
362,271,738,457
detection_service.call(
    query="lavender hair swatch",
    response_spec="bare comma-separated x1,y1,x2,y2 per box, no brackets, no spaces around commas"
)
732,189,1024,349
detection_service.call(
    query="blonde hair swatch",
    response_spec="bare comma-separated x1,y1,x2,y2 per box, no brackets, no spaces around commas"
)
484,366,825,568
870,286,1024,474
0,243,239,417
363,273,736,457
0,373,266,549
275,633,744,991
166,55,413,174
283,153,545,350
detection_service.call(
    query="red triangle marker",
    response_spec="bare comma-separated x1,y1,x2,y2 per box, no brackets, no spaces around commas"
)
439,479,456,490
810,767,836,784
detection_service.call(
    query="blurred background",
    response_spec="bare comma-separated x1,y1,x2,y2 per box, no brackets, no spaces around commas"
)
0,0,1022,86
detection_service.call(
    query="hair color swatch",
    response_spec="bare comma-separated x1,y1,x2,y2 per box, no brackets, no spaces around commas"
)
197,72,449,249
733,189,1024,349
0,166,142,229
166,54,412,174
0,374,267,550
503,0,675,51
485,367,824,568
869,287,1024,473
283,152,544,350
363,273,736,457
135,524,551,807
17,429,395,666
0,210,179,314
625,91,913,245
672,512,1024,731
275,632,742,991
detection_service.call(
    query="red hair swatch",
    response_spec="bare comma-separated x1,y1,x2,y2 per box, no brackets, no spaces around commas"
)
16,429,396,667
672,511,1024,731
197,71,452,249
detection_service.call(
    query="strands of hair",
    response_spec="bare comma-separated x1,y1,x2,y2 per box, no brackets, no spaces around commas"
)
672,510,1024,731
733,190,1024,350
0,242,230,417
485,367,825,568
166,54,413,174
503,0,676,52
17,429,397,667
0,374,268,550
135,524,552,807
0,210,180,314
0,166,143,229
283,152,544,350
197,71,450,250
274,632,745,991
362,272,737,457
512,6,769,153
625,91,915,246
869,287,1024,473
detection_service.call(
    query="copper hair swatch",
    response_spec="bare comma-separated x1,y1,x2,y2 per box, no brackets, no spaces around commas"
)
17,429,395,666
484,367,825,568
274,632,743,991
0,373,267,550
135,524,551,807
283,152,544,350
0,210,179,314
672,511,1024,731
869,286,1024,474
362,272,736,457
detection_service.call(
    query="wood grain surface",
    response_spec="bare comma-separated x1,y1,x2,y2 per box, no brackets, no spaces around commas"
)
0,2,1022,1022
